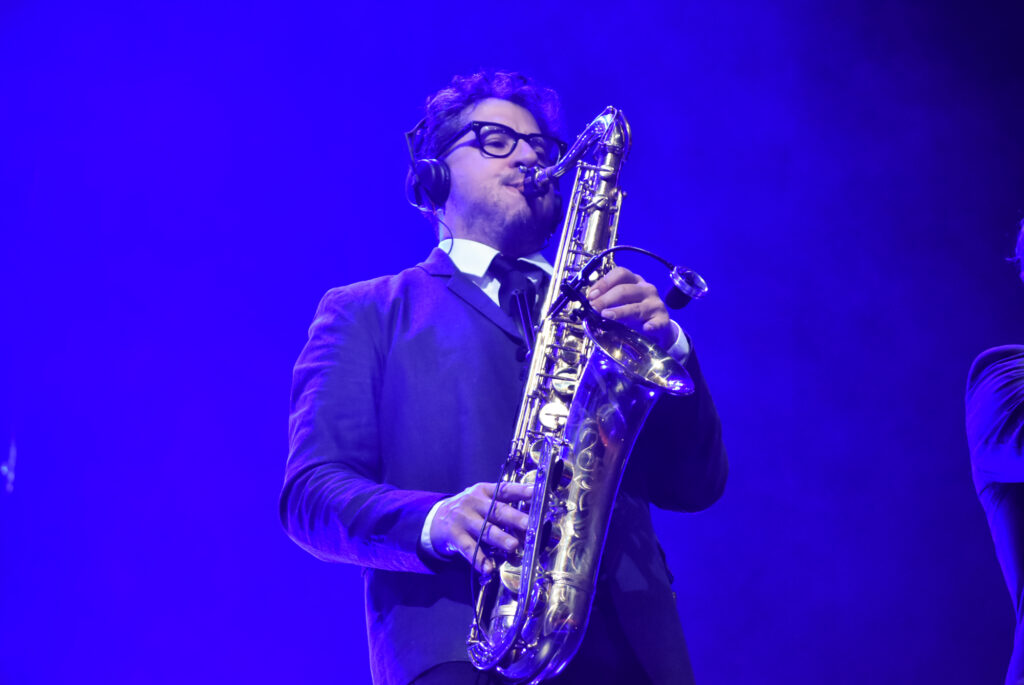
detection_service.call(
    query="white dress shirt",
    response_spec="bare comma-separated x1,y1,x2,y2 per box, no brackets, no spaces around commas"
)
437,238,552,307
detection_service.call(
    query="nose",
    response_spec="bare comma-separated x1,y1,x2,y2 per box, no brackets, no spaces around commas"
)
509,134,539,167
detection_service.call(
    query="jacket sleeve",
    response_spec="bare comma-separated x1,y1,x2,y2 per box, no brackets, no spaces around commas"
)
624,344,728,512
966,345,1024,486
279,285,445,574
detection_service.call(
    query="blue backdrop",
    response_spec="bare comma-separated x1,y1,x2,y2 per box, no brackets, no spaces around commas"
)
2,1,1023,683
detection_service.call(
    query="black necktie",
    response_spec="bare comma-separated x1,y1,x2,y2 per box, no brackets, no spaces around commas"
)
488,254,545,348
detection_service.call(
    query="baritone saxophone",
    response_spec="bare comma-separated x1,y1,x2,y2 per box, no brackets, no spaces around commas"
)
466,107,705,683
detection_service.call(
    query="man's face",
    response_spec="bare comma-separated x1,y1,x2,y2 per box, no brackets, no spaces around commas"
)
441,98,559,257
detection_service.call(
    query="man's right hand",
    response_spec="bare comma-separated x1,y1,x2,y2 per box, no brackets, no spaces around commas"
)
429,482,534,574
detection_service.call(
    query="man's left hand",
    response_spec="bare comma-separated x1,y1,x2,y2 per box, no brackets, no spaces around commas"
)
586,266,675,351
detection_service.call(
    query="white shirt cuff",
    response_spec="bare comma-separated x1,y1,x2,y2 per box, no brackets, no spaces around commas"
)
420,499,450,559
665,320,691,361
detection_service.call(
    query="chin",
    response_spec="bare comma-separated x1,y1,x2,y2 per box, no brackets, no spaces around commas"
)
465,192,555,253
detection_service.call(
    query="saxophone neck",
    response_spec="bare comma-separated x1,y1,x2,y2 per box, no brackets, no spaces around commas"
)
523,107,630,197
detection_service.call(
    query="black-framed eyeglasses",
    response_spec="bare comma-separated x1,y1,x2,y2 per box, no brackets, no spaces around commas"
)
437,121,567,167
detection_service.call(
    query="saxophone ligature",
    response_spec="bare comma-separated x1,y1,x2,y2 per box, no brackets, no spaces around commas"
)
466,107,708,683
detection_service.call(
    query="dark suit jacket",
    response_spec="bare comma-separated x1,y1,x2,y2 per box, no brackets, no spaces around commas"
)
967,345,1024,685
280,247,728,685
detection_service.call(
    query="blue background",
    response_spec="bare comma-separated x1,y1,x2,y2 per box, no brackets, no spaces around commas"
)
2,1,1023,683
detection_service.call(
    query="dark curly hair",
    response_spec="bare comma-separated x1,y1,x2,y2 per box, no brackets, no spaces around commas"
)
413,70,561,161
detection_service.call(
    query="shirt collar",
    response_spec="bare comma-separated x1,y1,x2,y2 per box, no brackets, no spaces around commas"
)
438,238,553,277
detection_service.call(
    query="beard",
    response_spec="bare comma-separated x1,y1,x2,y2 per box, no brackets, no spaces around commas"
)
452,181,557,256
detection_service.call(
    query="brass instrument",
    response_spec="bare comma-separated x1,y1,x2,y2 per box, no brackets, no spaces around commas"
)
466,107,704,683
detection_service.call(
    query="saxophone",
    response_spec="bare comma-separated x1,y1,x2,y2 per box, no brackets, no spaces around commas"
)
466,107,701,683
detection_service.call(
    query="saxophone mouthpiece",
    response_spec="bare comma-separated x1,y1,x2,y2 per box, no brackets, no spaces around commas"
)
521,165,549,198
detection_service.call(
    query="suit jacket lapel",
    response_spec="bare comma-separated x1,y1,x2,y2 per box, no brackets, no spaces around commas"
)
418,247,524,341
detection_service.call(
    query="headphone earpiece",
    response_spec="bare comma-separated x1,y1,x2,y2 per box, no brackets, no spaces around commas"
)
411,158,451,209
405,117,451,212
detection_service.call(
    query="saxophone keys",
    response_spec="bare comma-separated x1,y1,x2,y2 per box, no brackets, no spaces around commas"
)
548,456,573,491
526,443,544,468
521,615,543,647
498,562,522,594
550,364,579,397
537,401,569,430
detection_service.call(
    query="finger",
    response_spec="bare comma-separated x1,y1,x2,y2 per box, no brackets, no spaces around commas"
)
599,298,660,325
486,501,531,533
461,499,528,545
587,267,641,301
642,316,676,350
460,508,522,553
588,282,658,313
641,312,671,332
482,520,522,552
482,481,534,503
459,522,519,573
452,531,495,574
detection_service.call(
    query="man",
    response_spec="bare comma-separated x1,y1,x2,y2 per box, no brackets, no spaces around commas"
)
280,70,728,685
965,223,1024,685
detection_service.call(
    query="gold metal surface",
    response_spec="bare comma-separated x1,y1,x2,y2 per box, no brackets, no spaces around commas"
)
466,107,693,684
